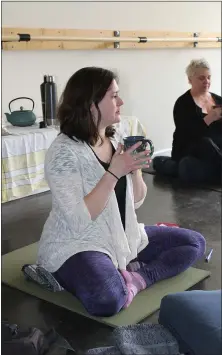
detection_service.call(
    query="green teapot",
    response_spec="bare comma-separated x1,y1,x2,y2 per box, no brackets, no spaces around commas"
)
5,97,36,127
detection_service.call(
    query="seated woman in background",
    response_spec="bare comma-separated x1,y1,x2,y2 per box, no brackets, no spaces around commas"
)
154,58,222,184
37,67,205,317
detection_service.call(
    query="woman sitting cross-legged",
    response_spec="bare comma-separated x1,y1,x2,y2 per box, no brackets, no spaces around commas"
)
37,67,206,317
153,58,222,184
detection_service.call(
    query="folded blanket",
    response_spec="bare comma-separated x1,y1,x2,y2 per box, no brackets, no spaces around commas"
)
22,264,64,292
87,324,181,355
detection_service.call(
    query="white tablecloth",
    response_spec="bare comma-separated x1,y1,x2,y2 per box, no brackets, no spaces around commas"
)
2,124,58,202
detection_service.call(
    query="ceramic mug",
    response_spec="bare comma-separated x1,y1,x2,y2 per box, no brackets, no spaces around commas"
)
123,135,154,157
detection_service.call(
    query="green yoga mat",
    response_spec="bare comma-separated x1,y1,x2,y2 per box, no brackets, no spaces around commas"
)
2,243,210,328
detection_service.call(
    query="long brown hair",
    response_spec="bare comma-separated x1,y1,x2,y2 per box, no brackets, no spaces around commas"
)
58,67,117,145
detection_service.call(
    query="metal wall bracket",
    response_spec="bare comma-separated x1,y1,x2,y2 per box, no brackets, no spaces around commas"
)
114,30,120,49
18,33,31,42
138,37,148,43
193,32,198,47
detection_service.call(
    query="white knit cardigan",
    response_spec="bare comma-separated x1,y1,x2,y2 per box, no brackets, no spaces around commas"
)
37,133,148,272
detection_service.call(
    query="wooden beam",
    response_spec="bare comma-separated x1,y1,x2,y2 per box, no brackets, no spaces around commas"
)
2,28,221,50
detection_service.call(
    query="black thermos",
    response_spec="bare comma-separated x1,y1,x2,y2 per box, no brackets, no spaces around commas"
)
40,75,58,126
40,75,48,125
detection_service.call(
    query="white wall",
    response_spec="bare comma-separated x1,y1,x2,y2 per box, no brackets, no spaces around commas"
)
2,1,221,151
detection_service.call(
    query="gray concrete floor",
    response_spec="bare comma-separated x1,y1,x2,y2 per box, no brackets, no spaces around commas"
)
2,174,221,353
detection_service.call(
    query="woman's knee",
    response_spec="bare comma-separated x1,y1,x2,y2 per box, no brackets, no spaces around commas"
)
181,229,206,259
84,286,126,317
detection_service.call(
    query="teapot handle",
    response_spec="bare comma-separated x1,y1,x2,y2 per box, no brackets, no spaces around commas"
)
9,97,35,112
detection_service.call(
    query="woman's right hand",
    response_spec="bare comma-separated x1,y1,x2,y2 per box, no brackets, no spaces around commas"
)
109,142,150,178
205,106,222,125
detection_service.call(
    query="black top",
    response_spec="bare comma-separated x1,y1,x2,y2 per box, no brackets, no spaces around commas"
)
90,145,127,230
171,90,222,162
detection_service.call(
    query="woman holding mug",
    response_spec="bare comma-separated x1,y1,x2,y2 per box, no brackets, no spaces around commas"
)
37,67,205,316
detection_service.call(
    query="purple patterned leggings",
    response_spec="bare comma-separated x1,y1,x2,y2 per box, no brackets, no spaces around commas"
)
53,226,206,317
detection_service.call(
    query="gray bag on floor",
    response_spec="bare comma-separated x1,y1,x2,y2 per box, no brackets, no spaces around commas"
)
87,324,180,355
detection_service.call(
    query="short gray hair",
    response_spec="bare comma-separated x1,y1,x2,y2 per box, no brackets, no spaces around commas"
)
186,59,211,78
